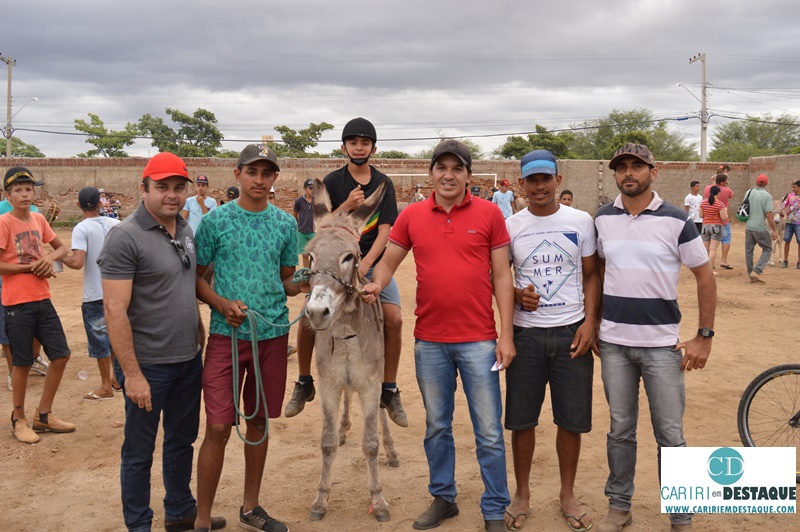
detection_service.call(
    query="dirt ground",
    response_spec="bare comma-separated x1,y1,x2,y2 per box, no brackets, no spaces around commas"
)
1,221,797,532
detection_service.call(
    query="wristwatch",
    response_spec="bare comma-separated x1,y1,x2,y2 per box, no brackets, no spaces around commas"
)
698,328,715,338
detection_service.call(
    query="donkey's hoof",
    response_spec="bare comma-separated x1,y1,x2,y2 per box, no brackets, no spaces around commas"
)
310,509,326,521
338,433,347,446
387,456,400,468
372,504,390,522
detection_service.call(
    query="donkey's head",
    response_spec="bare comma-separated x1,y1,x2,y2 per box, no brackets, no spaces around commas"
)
304,179,386,331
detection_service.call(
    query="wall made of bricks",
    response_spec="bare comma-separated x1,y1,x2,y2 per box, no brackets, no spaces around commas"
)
3,154,797,216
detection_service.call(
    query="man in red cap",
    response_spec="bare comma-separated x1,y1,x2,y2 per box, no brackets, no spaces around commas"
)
99,152,224,532
744,174,777,283
492,179,516,219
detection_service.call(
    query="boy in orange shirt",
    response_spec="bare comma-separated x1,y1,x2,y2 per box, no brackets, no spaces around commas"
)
0,167,74,444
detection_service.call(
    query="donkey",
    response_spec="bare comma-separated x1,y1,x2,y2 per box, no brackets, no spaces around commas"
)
304,179,399,522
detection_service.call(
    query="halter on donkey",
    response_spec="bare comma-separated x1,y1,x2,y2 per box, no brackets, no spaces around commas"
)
303,179,399,523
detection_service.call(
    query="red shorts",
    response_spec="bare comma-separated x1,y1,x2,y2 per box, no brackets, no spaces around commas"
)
202,334,288,424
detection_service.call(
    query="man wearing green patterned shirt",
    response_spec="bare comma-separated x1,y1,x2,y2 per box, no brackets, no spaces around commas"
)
192,144,304,532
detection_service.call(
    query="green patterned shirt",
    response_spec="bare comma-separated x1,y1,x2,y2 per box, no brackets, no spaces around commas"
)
195,201,298,340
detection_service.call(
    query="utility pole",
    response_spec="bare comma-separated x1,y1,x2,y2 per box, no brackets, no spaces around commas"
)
689,53,707,162
1,53,16,159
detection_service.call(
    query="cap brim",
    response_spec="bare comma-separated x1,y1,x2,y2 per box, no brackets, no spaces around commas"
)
4,178,43,190
608,153,653,170
239,157,280,171
431,152,470,169
148,172,193,182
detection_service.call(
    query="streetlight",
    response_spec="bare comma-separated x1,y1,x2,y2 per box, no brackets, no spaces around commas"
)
688,53,708,162
11,97,38,120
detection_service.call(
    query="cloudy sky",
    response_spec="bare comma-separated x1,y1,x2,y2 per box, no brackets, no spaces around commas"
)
3,0,800,158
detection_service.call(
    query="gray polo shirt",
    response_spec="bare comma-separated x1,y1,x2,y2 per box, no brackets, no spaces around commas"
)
98,201,199,365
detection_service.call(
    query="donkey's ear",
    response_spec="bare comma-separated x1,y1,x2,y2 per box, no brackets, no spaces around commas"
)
311,179,333,226
350,182,386,233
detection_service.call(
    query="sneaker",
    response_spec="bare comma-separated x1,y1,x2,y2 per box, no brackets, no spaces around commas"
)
31,355,49,376
239,505,287,532
749,271,765,284
32,409,76,433
413,496,459,530
286,345,297,358
380,388,409,427
780,260,788,268
284,380,315,417
163,512,226,531
11,414,40,444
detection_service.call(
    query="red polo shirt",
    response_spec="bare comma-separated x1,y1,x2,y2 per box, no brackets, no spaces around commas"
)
389,191,510,343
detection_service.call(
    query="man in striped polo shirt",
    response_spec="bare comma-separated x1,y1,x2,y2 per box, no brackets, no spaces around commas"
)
593,143,717,532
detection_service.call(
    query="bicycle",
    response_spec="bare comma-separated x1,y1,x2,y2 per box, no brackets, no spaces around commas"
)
736,364,800,483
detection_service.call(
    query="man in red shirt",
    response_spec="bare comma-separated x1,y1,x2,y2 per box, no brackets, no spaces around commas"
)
704,172,735,269
364,139,515,532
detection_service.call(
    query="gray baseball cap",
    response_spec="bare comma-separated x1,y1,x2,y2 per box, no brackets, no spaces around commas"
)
237,144,280,171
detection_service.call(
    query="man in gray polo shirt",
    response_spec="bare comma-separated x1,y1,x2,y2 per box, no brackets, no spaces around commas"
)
98,152,224,532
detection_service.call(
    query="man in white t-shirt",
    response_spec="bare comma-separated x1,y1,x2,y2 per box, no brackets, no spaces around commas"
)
684,180,703,234
62,187,120,399
181,174,216,234
504,150,600,532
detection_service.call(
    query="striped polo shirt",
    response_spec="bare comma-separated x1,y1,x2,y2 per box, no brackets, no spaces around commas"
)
595,192,708,347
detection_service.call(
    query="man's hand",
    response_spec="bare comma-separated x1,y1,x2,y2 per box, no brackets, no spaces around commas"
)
342,185,365,212
570,320,595,358
361,282,381,305
30,256,55,278
495,335,516,371
515,285,540,311
676,335,712,371
216,298,248,328
124,374,152,411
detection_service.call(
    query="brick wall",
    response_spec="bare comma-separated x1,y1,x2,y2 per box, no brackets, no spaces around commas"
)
3,154,798,216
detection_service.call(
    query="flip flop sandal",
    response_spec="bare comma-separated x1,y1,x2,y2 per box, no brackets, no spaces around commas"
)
504,507,530,530
83,391,115,401
562,511,593,532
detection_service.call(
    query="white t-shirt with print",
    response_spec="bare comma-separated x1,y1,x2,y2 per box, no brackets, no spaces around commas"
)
684,193,703,223
506,205,597,328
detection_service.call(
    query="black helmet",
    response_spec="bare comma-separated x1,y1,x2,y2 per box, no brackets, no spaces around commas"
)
341,117,377,143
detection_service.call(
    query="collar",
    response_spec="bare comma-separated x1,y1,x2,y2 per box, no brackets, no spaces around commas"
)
613,191,663,214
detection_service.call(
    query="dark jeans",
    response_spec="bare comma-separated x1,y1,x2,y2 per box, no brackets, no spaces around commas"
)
115,353,202,532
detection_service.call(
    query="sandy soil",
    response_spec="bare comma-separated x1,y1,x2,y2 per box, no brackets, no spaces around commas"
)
1,222,797,531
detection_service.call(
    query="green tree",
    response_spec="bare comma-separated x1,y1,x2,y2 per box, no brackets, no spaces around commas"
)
269,122,334,158
494,125,575,159
138,108,223,157
375,150,411,159
216,149,240,159
709,113,800,162
74,113,139,157
568,108,697,161
9,136,45,157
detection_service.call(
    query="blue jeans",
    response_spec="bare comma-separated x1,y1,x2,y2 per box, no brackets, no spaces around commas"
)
115,354,202,532
599,341,691,525
81,300,112,359
414,339,509,521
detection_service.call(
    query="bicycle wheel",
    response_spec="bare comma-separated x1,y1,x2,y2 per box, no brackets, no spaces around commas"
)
737,364,800,483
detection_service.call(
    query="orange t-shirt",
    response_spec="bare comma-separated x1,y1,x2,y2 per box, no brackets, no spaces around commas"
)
0,212,55,306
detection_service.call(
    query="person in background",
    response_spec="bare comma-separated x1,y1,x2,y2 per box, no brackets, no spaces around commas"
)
182,175,217,234
221,186,239,205
703,173,735,270
293,179,315,269
684,181,703,235
62,187,121,400
744,174,777,284
559,189,574,207
780,179,800,269
492,179,516,218
699,185,729,273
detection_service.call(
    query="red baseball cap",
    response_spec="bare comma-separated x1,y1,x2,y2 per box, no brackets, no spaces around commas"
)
756,174,769,186
142,152,191,182
500,179,510,187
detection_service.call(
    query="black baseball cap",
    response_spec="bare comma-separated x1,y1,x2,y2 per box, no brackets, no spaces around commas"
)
237,144,280,171
78,187,101,209
226,186,240,198
4,166,43,190
303,179,314,188
430,139,472,172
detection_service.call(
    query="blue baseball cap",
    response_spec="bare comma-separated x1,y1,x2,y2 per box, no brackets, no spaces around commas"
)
520,150,558,178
